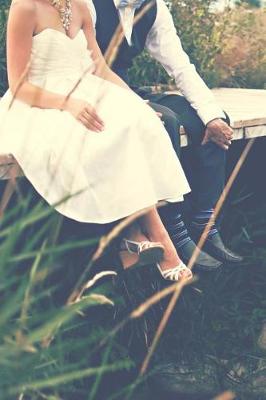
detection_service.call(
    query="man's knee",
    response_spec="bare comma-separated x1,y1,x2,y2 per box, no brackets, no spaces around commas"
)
161,107,180,134
149,102,181,156
157,94,206,144
150,102,179,126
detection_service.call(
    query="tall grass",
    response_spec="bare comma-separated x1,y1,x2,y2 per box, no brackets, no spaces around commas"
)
0,144,266,399
0,181,137,400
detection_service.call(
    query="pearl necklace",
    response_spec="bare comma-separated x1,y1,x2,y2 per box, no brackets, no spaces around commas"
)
50,0,72,32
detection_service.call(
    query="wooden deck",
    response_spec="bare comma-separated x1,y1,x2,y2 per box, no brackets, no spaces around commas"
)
179,88,266,146
0,88,266,179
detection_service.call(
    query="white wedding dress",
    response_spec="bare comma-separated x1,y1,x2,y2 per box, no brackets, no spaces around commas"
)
0,29,190,223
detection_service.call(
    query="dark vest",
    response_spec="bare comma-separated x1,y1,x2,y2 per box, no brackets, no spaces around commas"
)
92,0,157,82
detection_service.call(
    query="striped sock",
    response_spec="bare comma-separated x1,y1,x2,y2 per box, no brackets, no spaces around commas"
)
191,209,218,237
163,213,191,249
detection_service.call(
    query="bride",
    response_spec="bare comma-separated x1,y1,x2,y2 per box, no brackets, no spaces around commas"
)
1,0,192,281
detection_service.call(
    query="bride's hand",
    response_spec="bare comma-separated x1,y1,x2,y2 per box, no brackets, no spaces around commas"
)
64,98,104,132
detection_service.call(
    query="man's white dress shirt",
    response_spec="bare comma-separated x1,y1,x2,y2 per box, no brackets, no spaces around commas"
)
86,0,226,125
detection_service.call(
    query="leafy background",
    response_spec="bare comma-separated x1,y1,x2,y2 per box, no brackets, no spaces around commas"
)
129,0,266,89
1,0,265,95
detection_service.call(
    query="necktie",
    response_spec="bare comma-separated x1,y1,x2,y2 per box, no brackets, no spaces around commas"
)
115,0,148,45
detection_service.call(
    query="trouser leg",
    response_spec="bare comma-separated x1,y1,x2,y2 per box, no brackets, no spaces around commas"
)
146,102,193,248
153,95,243,263
138,96,223,269
155,94,226,210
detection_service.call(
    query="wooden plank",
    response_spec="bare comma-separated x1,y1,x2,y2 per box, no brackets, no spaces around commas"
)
0,154,15,165
179,88,266,146
245,125,266,139
232,128,245,141
0,154,22,180
0,154,16,179
167,88,266,129
212,88,266,128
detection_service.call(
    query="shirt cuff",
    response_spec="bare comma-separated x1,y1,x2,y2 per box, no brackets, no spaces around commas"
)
198,106,227,126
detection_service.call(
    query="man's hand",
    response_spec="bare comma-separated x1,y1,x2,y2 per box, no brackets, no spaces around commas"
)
202,118,233,150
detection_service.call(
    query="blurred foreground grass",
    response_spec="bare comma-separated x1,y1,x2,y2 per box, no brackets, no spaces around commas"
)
0,182,134,399
0,139,265,399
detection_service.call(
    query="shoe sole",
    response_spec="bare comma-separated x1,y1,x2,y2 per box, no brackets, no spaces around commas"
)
119,246,165,270
193,262,222,272
202,247,243,264
182,257,222,272
138,246,165,266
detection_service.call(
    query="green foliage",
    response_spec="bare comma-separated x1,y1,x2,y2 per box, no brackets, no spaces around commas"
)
129,0,266,89
0,0,265,91
0,0,9,96
215,7,266,89
236,0,262,7
129,0,225,87
0,182,136,400
170,0,224,86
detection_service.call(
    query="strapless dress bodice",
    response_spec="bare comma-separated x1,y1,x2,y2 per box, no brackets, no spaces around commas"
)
29,29,95,83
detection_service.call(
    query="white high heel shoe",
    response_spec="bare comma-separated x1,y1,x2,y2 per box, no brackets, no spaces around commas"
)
157,262,193,282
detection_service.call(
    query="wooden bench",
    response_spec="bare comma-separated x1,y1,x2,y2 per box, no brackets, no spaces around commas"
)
0,88,266,179
179,88,266,146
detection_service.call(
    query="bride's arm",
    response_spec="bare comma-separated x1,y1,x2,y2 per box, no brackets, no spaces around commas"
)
81,2,130,90
7,0,69,110
7,0,104,131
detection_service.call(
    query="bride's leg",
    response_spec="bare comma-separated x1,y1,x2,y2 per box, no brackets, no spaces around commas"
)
140,206,192,279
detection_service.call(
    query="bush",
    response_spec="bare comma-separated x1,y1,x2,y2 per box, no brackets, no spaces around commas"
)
129,0,225,87
129,1,266,89
214,6,266,88
1,1,265,91
0,182,137,400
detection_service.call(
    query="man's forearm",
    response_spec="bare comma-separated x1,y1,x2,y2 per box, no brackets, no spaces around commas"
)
172,67,226,125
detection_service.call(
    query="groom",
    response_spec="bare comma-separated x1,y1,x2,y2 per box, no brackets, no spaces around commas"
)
86,0,242,269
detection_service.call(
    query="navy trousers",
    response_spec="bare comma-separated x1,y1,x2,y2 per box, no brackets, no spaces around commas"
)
145,93,227,210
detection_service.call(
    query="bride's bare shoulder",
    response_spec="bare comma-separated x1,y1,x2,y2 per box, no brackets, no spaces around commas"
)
10,0,36,13
75,0,94,22
75,0,93,11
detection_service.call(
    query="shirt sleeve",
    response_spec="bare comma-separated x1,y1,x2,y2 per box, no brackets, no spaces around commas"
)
145,0,226,125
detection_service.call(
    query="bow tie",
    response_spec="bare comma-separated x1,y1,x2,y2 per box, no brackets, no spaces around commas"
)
117,0,147,9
